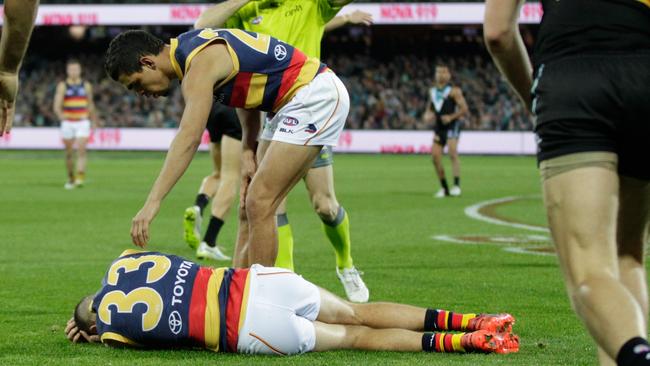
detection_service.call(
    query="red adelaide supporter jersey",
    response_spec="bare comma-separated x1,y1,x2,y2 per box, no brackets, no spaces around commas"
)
92,250,251,352
170,28,328,113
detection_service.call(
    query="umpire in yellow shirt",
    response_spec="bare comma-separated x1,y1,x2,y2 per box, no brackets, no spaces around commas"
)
195,0,372,302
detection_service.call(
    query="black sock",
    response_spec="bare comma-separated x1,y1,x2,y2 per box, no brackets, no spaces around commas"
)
424,309,438,331
203,216,224,247
194,193,210,215
440,179,449,195
453,176,460,187
617,337,650,366
422,333,435,352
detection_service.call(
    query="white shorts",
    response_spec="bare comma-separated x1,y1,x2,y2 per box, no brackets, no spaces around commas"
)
261,71,350,147
61,120,91,140
237,265,321,355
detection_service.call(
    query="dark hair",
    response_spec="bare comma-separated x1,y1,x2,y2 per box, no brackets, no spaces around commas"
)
436,64,449,69
67,58,81,66
104,30,164,81
73,295,95,333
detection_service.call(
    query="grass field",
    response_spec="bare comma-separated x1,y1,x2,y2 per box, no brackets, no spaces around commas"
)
0,150,607,365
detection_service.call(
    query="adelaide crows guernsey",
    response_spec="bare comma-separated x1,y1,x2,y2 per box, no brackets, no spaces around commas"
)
170,28,328,113
62,81,89,121
92,250,251,352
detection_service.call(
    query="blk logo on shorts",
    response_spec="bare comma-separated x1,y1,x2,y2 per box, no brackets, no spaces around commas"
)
282,117,299,126
251,16,263,25
305,124,318,134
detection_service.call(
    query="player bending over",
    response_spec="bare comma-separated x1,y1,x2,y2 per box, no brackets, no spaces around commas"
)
66,250,519,355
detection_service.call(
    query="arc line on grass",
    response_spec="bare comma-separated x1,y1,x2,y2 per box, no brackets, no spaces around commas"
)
464,196,549,233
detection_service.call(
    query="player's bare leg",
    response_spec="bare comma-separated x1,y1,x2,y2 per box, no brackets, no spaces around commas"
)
197,136,242,261
448,138,461,196
305,165,369,302
234,140,271,268
245,141,321,266
431,141,448,197
199,142,222,198
63,138,75,189
185,142,221,250
598,176,650,365
314,289,519,353
210,136,241,220
74,137,88,186
543,164,646,360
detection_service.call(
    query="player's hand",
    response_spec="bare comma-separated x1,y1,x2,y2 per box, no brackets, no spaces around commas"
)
239,151,257,211
441,115,453,124
347,10,373,26
423,110,434,123
0,71,19,136
65,317,100,344
130,200,161,248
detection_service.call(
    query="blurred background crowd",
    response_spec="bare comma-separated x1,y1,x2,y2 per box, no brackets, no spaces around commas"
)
15,22,535,131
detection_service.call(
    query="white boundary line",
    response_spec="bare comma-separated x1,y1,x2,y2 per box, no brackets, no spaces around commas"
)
503,246,556,257
464,196,549,233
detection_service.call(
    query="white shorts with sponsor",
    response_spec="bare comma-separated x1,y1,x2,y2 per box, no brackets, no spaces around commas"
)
261,71,350,146
237,264,321,355
61,120,91,140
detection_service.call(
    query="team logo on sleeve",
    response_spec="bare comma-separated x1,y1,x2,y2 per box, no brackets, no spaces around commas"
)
274,44,287,61
251,16,263,25
168,311,183,335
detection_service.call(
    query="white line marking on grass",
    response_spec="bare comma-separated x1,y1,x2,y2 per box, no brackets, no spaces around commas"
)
503,246,556,257
464,196,549,233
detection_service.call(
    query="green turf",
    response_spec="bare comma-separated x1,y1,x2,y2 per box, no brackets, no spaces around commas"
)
0,150,612,365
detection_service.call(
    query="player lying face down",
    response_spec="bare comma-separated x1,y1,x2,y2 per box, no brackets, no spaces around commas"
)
105,29,351,270
66,250,519,355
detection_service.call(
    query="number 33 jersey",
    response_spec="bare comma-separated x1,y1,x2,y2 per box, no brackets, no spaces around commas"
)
92,250,251,352
169,28,329,113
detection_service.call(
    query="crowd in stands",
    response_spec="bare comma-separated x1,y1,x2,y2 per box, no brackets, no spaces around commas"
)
15,26,533,131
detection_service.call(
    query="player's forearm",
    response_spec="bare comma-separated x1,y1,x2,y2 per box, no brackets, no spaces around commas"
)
484,0,532,109
194,0,249,29
325,15,349,32
146,128,202,203
485,33,532,108
0,0,39,73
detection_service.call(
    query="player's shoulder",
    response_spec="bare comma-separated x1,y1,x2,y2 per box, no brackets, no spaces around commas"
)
451,85,463,95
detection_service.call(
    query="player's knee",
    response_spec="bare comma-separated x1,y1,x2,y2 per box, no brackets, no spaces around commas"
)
245,192,273,222
312,195,338,221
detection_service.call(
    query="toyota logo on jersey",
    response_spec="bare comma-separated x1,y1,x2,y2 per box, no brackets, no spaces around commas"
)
168,311,183,335
274,44,287,61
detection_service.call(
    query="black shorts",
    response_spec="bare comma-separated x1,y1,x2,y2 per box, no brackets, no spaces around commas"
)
433,120,461,147
206,103,242,143
532,54,650,180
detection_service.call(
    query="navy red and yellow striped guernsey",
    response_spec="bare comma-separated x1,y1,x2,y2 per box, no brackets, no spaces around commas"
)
170,28,329,113
92,250,251,352
62,82,89,121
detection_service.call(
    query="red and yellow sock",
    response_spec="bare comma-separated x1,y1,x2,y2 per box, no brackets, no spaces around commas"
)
424,309,477,331
422,332,467,353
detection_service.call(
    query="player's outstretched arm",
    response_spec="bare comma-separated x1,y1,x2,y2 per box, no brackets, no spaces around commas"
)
483,0,532,110
0,0,39,136
324,10,373,32
130,46,230,247
194,0,251,29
